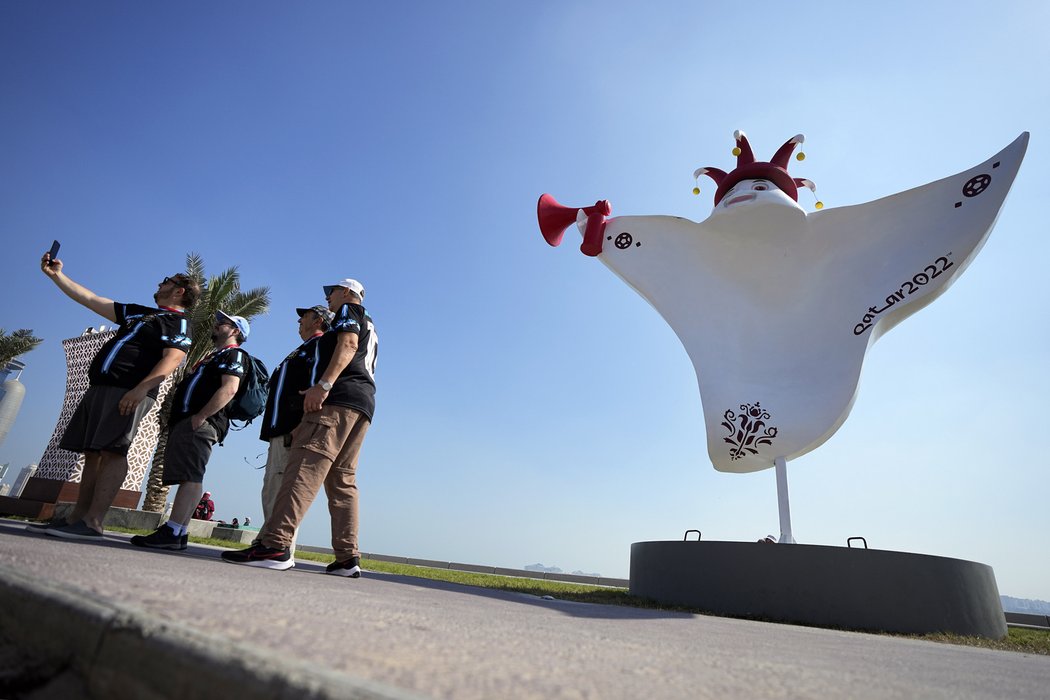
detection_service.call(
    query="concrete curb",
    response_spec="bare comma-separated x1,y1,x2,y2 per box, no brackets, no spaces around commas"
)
0,563,426,700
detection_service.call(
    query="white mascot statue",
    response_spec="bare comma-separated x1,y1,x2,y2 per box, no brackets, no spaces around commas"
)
539,130,1028,541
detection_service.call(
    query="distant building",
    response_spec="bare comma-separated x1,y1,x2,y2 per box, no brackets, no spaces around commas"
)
0,359,27,447
10,463,37,498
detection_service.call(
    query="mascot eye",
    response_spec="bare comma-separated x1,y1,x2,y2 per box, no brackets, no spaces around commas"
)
752,183,768,191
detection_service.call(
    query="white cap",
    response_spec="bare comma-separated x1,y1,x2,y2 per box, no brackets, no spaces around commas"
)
323,278,365,299
215,310,250,340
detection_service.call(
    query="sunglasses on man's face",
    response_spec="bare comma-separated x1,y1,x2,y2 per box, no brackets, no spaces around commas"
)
161,277,186,289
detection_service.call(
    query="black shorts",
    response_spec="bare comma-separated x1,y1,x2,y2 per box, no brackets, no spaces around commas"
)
162,418,219,484
59,385,156,456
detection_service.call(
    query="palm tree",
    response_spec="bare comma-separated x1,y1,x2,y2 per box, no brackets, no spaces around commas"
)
0,328,44,369
140,252,270,512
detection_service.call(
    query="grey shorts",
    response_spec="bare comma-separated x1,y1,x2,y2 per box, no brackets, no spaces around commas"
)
59,385,156,456
162,418,219,485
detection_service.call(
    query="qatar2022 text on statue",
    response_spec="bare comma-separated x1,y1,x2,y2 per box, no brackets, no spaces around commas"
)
538,130,1028,543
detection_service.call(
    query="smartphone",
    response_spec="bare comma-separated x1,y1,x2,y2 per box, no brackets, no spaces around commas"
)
47,240,60,265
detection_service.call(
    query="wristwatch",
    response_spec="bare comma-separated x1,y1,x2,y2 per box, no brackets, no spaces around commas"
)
318,380,333,392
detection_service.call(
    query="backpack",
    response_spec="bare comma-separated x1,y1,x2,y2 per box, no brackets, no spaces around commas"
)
227,353,269,425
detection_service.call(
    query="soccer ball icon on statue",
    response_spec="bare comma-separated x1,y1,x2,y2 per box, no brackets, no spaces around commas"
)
538,129,1029,544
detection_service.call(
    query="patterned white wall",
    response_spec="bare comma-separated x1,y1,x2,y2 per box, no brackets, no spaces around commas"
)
35,329,176,491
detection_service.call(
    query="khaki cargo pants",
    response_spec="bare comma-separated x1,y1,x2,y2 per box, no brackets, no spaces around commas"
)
260,404,370,561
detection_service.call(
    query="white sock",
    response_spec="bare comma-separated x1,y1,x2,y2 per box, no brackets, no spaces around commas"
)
164,521,185,536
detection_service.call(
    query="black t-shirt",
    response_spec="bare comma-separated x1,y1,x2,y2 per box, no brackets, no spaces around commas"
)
88,302,191,397
170,346,247,435
319,303,377,420
259,334,325,441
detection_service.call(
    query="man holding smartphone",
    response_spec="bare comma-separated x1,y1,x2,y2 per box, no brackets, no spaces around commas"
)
33,249,197,539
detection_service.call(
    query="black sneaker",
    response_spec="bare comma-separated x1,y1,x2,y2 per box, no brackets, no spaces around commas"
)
325,556,361,578
221,543,293,570
25,518,68,534
45,521,103,541
180,534,188,551
130,524,183,551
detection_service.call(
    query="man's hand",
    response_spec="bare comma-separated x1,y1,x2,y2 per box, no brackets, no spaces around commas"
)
118,385,150,416
190,413,206,431
40,252,62,278
300,384,330,413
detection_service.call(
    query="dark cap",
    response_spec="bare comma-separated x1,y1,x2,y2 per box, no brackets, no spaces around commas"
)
296,305,335,326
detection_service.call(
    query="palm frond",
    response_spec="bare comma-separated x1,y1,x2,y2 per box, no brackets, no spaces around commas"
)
184,252,206,285
208,268,241,310
0,328,45,366
227,287,271,320
190,289,216,327
11,329,43,344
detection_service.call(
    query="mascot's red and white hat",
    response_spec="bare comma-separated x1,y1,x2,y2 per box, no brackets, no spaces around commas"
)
694,130,819,207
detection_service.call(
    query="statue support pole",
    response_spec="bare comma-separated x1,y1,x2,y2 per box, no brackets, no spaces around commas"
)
774,456,796,544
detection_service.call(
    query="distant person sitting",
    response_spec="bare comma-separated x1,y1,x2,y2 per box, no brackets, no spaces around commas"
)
193,492,215,520
231,517,240,529
243,516,251,527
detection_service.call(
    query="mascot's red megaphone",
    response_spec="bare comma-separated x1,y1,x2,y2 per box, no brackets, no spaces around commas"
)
537,194,611,257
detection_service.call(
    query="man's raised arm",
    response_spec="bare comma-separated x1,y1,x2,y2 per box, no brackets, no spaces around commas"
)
40,253,117,323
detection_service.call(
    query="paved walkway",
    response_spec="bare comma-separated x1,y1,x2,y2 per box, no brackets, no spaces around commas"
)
1,518,1048,699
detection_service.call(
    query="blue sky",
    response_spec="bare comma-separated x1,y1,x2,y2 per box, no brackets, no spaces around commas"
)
2,2,1047,598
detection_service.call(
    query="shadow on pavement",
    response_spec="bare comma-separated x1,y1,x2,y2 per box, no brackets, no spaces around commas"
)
2,519,692,621
345,568,695,621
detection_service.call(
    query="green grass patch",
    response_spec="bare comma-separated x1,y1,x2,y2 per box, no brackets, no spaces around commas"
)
357,559,633,603
921,627,1050,655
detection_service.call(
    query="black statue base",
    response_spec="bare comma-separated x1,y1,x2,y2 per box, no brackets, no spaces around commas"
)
630,541,1006,638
